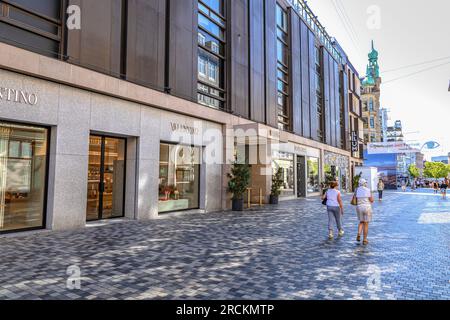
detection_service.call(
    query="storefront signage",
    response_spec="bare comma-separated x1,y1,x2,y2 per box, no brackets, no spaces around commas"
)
277,143,318,158
351,131,359,152
0,87,38,106
294,145,308,155
170,122,200,135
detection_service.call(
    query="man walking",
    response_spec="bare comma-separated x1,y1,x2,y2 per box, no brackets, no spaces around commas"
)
440,180,448,199
433,181,439,194
377,179,385,201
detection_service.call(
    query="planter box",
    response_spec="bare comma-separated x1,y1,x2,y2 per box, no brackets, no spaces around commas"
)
269,195,279,205
232,199,244,211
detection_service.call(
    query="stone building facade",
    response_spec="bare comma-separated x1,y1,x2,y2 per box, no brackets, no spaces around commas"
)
0,0,362,234
361,41,383,144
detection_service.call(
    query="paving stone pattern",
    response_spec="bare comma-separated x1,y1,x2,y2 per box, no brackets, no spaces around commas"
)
0,190,449,300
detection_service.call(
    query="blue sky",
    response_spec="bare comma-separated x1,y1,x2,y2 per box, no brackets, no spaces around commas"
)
308,0,450,160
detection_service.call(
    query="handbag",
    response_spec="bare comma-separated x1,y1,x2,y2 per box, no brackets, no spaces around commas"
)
350,188,358,206
322,189,328,206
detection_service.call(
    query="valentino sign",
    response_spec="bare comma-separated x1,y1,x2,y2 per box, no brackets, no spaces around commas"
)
170,122,199,135
0,87,38,106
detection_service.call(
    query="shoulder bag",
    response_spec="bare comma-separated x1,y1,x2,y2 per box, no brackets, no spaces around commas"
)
351,188,358,206
322,189,328,206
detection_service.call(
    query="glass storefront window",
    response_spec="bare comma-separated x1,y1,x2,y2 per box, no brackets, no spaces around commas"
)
86,136,126,221
307,157,320,193
272,151,295,197
159,144,201,213
0,122,48,233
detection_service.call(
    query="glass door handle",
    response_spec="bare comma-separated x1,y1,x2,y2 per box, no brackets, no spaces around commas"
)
99,182,105,193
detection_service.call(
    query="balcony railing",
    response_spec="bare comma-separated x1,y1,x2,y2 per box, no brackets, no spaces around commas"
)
287,0,344,64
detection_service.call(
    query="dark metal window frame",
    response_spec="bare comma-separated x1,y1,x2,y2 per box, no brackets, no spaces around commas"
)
0,0,66,58
86,134,127,222
339,69,346,149
276,3,291,132
158,141,202,214
315,45,325,141
197,0,227,110
0,120,51,235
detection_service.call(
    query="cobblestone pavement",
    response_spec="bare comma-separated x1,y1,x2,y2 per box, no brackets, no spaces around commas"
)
0,189,449,300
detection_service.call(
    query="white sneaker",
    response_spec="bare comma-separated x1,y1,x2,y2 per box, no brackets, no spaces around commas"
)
328,232,334,239
338,230,345,237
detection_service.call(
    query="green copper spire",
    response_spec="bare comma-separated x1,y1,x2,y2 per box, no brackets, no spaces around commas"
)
363,40,380,86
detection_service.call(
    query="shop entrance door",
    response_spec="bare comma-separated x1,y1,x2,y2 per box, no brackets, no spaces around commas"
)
86,135,126,221
297,156,306,197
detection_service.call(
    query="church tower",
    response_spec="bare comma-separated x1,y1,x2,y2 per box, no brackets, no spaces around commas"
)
361,41,383,143
363,40,381,87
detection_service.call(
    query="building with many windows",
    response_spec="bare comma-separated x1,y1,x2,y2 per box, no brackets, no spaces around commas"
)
333,42,364,188
0,0,361,234
386,120,405,142
346,62,364,174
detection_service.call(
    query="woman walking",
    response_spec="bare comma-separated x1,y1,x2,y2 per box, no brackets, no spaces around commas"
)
322,181,344,239
353,179,374,245
433,181,439,194
440,180,448,199
377,179,385,201
401,180,407,192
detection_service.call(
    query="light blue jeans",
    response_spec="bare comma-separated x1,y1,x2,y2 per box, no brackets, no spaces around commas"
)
327,206,342,231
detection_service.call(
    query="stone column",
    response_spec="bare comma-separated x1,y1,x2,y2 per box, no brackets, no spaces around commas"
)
222,124,235,210
47,87,91,231
135,107,161,220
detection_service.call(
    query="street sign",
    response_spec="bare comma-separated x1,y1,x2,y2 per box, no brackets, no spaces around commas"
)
351,131,359,152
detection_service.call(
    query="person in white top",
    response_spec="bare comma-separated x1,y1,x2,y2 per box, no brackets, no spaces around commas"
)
354,178,374,245
401,180,407,192
321,181,344,239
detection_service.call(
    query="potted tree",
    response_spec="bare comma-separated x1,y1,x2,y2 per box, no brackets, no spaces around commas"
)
270,167,284,204
321,165,335,195
353,172,362,191
408,164,420,190
227,161,251,211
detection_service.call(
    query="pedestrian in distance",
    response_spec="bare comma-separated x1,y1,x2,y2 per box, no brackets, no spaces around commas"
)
440,180,448,199
411,179,416,191
377,179,385,201
352,178,374,245
401,180,407,192
433,181,439,194
321,181,344,239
